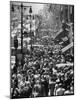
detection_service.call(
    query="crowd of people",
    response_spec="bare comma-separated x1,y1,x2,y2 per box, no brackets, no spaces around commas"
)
11,45,74,98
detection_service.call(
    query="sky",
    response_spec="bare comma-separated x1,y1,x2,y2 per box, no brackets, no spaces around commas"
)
23,2,44,14
11,1,44,14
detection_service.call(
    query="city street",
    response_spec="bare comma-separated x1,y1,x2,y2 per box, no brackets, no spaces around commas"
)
10,1,74,99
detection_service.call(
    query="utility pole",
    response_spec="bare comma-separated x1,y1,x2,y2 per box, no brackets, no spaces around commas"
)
21,3,23,54
11,3,33,67
21,3,24,67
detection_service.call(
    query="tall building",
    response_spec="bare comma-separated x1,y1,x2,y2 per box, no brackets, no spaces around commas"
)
60,5,74,23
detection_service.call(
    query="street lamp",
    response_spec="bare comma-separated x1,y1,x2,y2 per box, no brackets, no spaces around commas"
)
20,4,33,66
29,6,32,14
11,2,33,67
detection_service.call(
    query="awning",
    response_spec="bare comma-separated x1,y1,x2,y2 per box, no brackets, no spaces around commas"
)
62,42,73,53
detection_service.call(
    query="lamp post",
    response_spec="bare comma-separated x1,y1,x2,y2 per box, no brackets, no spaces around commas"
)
20,5,33,66
29,7,32,50
14,36,18,69
21,3,24,67
21,3,23,54
25,6,35,51
11,3,33,67
20,4,32,53
29,6,32,35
